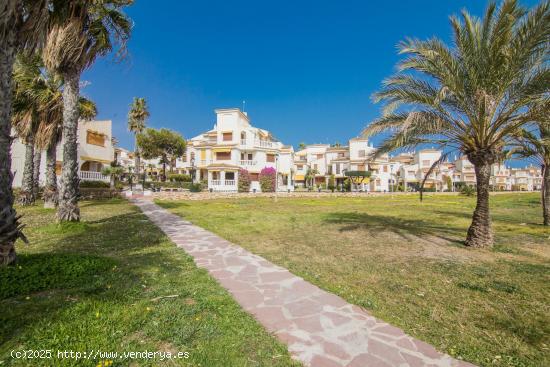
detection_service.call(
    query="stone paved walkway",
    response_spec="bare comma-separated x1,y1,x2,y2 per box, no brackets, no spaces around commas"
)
134,199,475,367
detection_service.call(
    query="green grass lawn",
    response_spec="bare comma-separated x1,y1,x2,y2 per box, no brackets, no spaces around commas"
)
158,193,550,367
0,199,298,367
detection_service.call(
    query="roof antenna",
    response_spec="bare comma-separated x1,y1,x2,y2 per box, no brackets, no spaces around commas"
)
242,100,246,113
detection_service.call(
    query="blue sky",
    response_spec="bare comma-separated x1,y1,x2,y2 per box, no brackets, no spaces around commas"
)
83,0,539,161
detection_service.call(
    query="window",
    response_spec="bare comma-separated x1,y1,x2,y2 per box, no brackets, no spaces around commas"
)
222,132,233,141
383,165,388,172
226,172,235,180
297,164,303,170
216,152,231,160
422,160,431,167
336,164,341,174
86,131,105,147
316,154,323,159
339,152,345,158
313,164,318,170
358,164,366,171
266,154,275,162
250,173,259,181
358,150,365,157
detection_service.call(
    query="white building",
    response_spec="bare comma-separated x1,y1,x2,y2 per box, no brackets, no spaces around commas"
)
182,108,294,192
11,120,114,187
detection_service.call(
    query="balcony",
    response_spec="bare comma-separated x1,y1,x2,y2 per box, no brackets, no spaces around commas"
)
79,170,109,182
255,140,274,148
240,160,257,166
240,139,247,145
225,180,236,186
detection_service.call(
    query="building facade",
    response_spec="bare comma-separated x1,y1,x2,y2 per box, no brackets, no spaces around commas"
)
11,120,114,187
182,108,295,192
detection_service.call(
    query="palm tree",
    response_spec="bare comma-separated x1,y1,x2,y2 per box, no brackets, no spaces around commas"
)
0,1,49,264
364,0,550,248
128,97,150,176
43,0,132,222
34,76,97,208
512,103,550,225
12,53,45,206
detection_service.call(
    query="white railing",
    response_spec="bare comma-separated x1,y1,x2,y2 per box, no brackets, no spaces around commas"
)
255,140,274,148
211,179,221,186
241,139,247,145
79,170,110,182
224,180,236,186
240,160,256,166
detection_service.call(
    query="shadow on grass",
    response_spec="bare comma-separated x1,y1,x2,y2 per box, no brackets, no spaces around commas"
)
324,212,465,246
0,203,188,346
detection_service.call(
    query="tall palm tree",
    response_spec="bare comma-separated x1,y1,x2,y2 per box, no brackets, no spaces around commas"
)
12,53,45,206
43,0,132,222
512,103,550,225
128,97,149,176
0,0,49,265
34,73,97,209
364,0,550,248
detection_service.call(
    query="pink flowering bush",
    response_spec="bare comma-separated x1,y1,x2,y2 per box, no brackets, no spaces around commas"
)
259,167,276,192
238,168,251,192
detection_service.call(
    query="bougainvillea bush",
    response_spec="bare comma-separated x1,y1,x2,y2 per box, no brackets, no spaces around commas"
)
259,167,276,192
238,168,251,192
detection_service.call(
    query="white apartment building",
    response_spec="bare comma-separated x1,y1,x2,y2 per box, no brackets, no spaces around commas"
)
294,138,393,192
11,120,114,187
182,108,294,192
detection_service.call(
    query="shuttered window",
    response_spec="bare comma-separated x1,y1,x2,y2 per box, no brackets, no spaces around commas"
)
216,152,231,160
266,154,275,162
222,132,233,141
86,131,105,146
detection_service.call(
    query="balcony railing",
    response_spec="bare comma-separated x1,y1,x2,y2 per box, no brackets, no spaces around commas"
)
210,179,236,187
241,139,247,145
79,170,109,182
240,160,256,166
255,140,274,148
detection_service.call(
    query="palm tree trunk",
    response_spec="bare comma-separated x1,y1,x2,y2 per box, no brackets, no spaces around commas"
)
32,148,41,199
542,163,549,226
19,135,35,205
465,158,493,247
134,134,140,175
110,174,115,190
57,71,81,222
44,143,58,208
0,27,21,265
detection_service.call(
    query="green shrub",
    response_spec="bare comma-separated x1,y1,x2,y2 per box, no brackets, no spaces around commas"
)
460,185,476,196
189,183,202,192
79,180,110,188
167,173,191,182
343,178,351,192
0,253,113,299
328,175,336,192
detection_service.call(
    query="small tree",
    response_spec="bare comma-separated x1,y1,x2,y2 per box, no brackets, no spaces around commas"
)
101,164,125,190
344,171,372,190
328,174,336,192
138,128,186,182
238,168,251,193
259,167,276,192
